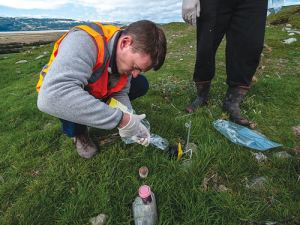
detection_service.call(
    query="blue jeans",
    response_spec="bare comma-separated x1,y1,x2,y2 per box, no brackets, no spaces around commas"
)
60,74,149,137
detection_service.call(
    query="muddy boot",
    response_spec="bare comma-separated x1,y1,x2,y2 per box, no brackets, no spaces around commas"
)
223,86,250,126
74,130,99,159
186,80,211,113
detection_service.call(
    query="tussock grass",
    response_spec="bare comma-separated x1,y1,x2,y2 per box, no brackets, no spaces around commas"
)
1,6,300,224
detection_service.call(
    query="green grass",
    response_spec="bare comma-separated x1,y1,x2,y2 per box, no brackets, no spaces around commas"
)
1,6,300,224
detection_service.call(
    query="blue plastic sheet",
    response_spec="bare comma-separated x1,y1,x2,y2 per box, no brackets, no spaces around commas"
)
213,119,282,151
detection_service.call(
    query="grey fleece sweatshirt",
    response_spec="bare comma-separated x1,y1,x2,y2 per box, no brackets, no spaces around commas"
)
37,28,133,130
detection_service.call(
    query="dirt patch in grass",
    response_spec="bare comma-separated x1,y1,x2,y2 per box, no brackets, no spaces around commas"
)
269,17,290,26
293,125,300,138
294,8,300,15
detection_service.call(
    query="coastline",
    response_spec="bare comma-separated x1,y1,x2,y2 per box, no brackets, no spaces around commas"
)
0,30,69,34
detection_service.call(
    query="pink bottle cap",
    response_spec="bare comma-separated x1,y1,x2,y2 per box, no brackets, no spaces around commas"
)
138,185,151,198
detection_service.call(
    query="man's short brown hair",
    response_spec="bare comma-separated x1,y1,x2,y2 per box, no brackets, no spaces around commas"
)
122,20,167,71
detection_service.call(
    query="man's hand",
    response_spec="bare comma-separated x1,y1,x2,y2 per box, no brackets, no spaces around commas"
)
182,0,200,26
132,123,150,147
118,113,146,137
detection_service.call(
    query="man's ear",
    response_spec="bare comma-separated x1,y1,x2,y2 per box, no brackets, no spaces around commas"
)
120,35,133,50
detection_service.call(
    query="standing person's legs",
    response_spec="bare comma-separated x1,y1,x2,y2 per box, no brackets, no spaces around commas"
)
225,0,268,86
186,0,233,113
223,0,268,125
193,0,220,82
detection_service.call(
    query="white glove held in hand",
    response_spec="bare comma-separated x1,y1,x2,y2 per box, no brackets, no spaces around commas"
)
182,0,200,26
132,123,150,147
118,114,146,137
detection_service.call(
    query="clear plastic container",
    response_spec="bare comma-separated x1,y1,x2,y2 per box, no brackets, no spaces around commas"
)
107,97,169,150
132,185,158,225
139,166,149,179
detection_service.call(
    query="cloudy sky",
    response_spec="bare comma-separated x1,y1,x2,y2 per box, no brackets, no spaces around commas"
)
0,0,299,24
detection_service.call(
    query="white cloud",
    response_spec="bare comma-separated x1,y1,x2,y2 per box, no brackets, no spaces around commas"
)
91,0,182,23
0,0,183,23
284,0,300,5
20,14,54,18
0,0,73,9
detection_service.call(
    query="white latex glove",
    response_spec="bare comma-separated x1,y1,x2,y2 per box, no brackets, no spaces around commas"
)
132,123,150,147
118,114,146,137
182,0,201,26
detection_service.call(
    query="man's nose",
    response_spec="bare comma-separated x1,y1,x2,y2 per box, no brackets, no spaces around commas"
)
131,69,140,78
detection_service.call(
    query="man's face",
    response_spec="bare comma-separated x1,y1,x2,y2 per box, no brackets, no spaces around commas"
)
116,36,153,78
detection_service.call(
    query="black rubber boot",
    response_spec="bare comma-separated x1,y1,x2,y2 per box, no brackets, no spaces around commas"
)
186,80,211,113
223,86,250,126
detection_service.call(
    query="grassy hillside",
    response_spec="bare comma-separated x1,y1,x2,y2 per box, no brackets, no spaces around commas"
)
0,6,299,224
267,5,300,28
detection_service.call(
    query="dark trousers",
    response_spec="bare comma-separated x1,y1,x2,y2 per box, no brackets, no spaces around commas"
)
194,0,268,86
60,74,149,137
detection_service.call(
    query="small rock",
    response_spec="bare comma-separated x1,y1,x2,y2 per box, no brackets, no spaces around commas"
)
288,33,295,36
292,125,300,138
218,185,230,192
35,55,45,60
251,151,268,163
293,146,300,156
90,214,109,225
44,51,50,54
288,30,300,34
263,44,272,52
246,176,268,190
16,60,28,64
252,76,258,83
250,122,258,128
286,24,292,27
273,151,291,158
282,27,291,31
282,38,297,44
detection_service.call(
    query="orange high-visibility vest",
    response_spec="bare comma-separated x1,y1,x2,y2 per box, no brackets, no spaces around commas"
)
36,22,128,99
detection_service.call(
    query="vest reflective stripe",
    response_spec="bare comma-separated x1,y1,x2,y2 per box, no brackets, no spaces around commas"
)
77,23,110,83
36,22,128,99
76,24,107,76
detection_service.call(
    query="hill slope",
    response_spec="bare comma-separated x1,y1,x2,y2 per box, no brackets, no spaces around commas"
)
0,16,129,32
